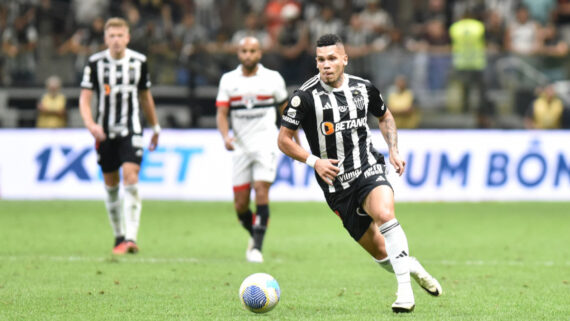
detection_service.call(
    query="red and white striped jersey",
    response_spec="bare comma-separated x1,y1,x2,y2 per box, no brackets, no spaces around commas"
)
216,64,288,153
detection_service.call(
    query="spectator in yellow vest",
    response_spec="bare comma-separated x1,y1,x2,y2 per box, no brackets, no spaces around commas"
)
525,85,564,129
36,75,67,128
449,11,494,128
387,75,420,129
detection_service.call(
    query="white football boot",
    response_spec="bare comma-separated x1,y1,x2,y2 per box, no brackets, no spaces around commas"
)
409,257,443,296
246,248,264,263
391,285,415,313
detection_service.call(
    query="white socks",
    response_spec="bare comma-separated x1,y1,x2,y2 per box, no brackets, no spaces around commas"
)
375,255,424,276
105,185,124,238
123,184,142,242
379,219,413,300
374,256,394,273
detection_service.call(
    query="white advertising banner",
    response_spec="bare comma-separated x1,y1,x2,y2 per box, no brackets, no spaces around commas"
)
0,129,569,201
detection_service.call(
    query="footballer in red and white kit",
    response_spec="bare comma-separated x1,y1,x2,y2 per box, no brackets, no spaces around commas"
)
216,62,287,184
216,37,288,263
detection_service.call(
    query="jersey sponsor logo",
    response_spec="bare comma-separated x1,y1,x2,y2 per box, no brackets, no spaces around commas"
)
282,115,300,126
291,95,301,107
234,112,264,120
338,105,348,112
287,108,297,118
104,84,111,95
364,164,384,178
321,121,335,135
132,135,144,148
337,168,362,184
320,117,368,136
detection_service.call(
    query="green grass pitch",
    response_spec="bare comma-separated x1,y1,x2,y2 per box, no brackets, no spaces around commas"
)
0,201,569,320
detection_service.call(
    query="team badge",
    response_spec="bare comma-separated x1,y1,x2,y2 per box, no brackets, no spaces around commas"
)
291,95,301,108
353,96,365,111
244,94,255,108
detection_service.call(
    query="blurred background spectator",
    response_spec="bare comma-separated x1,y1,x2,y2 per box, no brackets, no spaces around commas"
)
449,10,493,128
36,75,66,128
2,13,37,85
0,0,569,130
524,84,565,129
386,74,420,129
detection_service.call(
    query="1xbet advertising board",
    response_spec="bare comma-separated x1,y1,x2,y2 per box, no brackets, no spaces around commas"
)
0,129,568,201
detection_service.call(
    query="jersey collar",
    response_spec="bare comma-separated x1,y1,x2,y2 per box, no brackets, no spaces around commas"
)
105,49,129,63
319,73,349,92
238,63,264,77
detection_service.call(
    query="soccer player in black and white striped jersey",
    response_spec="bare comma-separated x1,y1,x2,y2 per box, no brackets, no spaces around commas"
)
79,18,160,255
278,34,442,313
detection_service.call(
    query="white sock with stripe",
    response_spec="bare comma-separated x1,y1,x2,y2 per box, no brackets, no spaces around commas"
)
379,219,413,301
123,184,142,242
105,185,124,238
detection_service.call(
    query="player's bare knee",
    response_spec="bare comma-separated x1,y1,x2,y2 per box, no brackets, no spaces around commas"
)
234,198,250,213
253,182,270,203
123,173,139,185
377,206,395,224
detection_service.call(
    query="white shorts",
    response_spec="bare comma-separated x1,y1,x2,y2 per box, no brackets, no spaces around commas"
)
232,149,278,190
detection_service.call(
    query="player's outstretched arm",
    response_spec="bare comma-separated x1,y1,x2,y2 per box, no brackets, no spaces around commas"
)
278,127,339,185
79,88,106,142
139,89,160,151
378,109,406,176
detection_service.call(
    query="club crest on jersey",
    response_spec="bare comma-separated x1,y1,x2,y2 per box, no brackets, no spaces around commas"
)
352,89,365,110
244,95,255,109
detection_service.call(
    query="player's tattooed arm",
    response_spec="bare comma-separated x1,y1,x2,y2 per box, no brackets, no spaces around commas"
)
378,109,406,176
379,110,398,150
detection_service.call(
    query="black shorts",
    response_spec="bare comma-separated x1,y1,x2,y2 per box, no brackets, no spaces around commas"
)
96,134,143,173
324,164,393,242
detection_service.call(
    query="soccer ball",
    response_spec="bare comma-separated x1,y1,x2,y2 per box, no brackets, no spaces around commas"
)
238,273,280,313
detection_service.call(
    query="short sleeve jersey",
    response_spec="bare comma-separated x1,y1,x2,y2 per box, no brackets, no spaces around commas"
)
281,74,387,193
216,64,288,153
80,49,151,137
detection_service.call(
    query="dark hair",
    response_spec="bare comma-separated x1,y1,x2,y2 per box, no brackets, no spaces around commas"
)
316,34,343,47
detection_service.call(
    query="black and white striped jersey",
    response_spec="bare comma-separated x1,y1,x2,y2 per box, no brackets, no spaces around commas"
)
80,48,151,138
281,73,387,194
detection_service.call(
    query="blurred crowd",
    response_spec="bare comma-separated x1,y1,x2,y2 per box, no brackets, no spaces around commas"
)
1,0,570,128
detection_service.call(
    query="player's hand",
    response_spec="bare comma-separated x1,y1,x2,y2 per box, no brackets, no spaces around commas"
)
315,159,340,186
224,136,235,151
389,150,406,176
88,123,106,142
148,133,159,151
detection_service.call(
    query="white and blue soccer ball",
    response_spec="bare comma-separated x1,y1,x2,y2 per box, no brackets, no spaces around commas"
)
239,273,280,313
